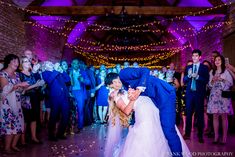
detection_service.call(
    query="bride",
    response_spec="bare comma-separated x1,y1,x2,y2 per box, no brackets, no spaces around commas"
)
104,73,191,157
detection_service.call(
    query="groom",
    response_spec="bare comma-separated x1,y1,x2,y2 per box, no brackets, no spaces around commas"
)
119,67,182,157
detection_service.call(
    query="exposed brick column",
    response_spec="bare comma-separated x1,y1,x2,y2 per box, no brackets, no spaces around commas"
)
223,2,235,65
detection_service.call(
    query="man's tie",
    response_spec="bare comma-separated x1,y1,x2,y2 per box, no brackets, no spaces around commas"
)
191,65,197,91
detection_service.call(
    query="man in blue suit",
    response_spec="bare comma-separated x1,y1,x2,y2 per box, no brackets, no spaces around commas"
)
42,62,70,141
183,49,209,143
119,67,182,157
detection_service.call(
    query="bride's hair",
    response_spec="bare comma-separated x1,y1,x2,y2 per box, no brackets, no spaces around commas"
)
108,90,131,128
105,72,131,128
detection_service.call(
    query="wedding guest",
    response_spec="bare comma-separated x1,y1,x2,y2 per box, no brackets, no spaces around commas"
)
70,59,90,132
0,54,29,154
202,60,213,134
132,62,139,68
24,50,33,62
180,60,193,132
96,70,109,124
207,55,234,144
226,63,235,80
0,63,3,70
42,61,70,141
85,65,96,124
210,50,220,70
183,49,209,143
123,61,130,69
19,56,44,145
115,64,122,73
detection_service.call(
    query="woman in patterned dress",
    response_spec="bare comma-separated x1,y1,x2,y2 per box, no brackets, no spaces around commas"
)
207,55,233,144
19,56,44,144
0,54,29,154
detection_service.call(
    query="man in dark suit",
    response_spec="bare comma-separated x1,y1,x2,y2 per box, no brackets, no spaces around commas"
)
84,65,96,125
119,67,182,157
183,49,209,143
42,62,70,141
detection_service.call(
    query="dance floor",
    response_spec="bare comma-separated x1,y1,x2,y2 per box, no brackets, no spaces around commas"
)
1,124,235,157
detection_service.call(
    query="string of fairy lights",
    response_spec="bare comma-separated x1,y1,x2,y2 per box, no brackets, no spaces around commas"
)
90,2,232,30
73,44,190,67
23,20,230,51
65,22,229,51
0,0,232,66
0,0,232,30
78,47,186,67
22,18,227,35
65,42,192,52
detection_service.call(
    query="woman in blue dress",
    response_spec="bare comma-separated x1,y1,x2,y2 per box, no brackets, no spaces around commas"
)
96,70,109,123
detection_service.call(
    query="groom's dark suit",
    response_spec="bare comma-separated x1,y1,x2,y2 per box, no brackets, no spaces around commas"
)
119,67,182,157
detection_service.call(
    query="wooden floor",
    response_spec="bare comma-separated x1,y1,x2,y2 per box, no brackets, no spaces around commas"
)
1,124,235,157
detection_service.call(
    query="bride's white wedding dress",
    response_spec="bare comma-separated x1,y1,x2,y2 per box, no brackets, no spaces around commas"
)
105,91,191,157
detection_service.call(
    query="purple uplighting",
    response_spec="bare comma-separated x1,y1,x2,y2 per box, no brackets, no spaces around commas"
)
178,0,213,31
42,0,73,6
74,0,88,5
67,16,98,44
221,0,230,3
185,16,215,31
168,27,187,45
178,0,212,7
31,0,73,27
12,0,34,8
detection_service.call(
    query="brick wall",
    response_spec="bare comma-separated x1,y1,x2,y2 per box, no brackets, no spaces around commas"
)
223,2,235,65
194,20,223,60
25,24,66,62
0,0,65,62
0,0,26,60
171,3,235,68
168,19,223,69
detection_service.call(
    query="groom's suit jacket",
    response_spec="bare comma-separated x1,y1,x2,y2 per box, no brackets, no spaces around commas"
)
119,67,175,109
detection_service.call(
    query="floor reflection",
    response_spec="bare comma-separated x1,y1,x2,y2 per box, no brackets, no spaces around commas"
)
1,124,234,157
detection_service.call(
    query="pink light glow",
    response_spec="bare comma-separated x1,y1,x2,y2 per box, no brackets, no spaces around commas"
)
178,0,212,7
168,27,187,44
42,0,73,6
185,16,215,31
67,16,98,44
31,0,73,27
12,0,34,8
178,0,221,31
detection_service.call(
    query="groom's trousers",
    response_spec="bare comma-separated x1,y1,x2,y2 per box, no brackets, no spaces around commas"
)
152,91,183,157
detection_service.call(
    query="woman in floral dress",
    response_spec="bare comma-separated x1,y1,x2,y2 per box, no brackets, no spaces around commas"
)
0,54,29,154
207,54,233,144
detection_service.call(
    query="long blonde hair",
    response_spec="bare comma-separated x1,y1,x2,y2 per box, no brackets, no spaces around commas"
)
108,90,131,128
